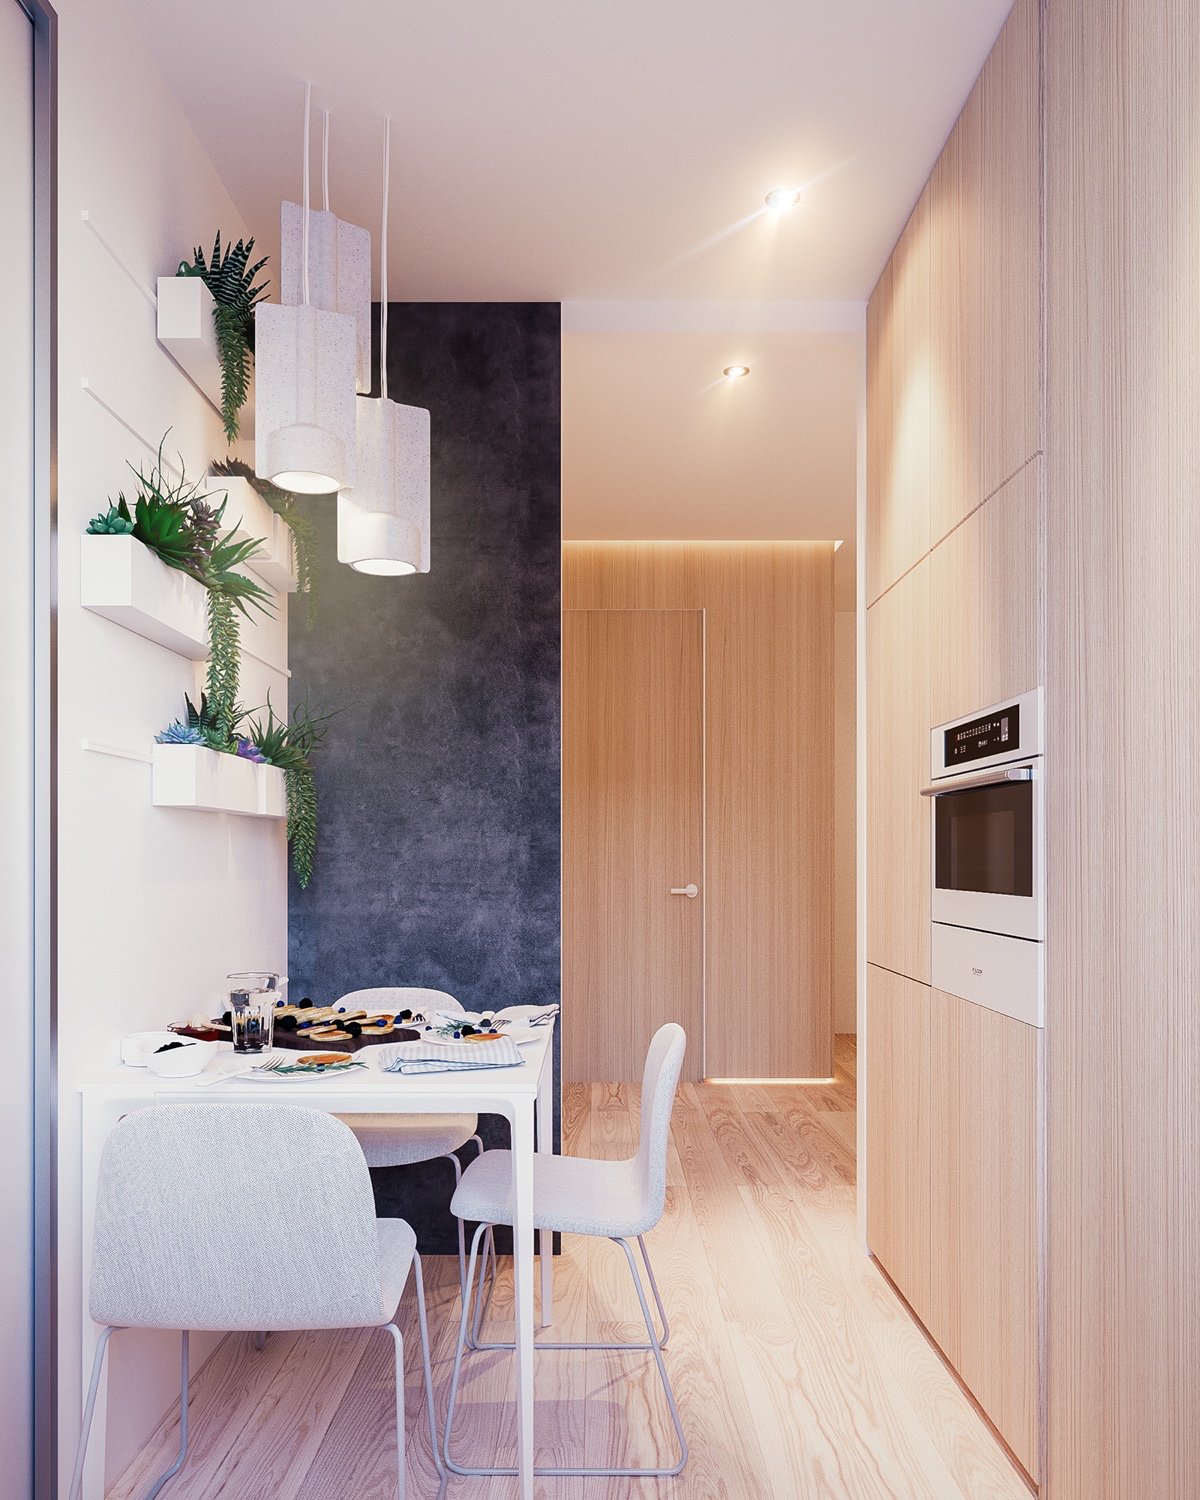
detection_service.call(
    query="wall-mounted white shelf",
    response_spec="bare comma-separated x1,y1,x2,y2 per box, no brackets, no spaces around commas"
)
205,473,298,593
152,744,286,818
156,275,255,438
80,534,209,659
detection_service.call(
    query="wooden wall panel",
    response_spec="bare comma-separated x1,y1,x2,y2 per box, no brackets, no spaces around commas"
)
865,965,931,1326
866,557,930,984
867,192,932,603
928,991,1040,1481
563,542,834,1079
929,458,1043,727
1044,2,1200,1497
562,610,704,1083
979,0,1042,502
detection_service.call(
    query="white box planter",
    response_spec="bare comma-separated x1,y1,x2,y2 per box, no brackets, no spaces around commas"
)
80,534,209,659
157,276,254,438
152,744,286,818
205,473,298,593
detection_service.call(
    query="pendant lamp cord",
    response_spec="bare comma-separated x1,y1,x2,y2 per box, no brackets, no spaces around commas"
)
322,110,330,213
380,116,391,402
301,82,312,306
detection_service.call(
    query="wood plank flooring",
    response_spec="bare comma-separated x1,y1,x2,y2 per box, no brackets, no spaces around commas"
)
107,1038,1031,1500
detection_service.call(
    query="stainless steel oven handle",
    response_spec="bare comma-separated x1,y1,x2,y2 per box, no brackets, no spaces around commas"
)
920,764,1034,796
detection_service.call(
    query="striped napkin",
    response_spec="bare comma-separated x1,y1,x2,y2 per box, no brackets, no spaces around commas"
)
377,1036,525,1074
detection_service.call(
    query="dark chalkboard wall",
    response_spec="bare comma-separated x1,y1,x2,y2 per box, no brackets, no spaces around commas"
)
288,303,561,1249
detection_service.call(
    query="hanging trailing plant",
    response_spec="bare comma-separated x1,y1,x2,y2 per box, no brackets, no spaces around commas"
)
210,457,319,627
177,233,269,446
246,696,336,888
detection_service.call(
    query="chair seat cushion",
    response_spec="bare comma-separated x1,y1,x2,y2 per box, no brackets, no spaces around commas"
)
450,1149,655,1239
339,1113,477,1167
376,1218,418,1320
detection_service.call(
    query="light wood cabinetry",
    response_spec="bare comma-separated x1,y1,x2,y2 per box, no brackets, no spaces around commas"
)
866,557,930,984
928,990,1040,1481
865,965,931,1327
929,85,982,545
1044,2,1200,1496
563,542,833,1080
929,458,1043,726
979,0,1042,505
867,193,932,603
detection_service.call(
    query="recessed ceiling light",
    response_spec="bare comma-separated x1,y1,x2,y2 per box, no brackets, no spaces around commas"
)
764,186,801,212
723,364,751,380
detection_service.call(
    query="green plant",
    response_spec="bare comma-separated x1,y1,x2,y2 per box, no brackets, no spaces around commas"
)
185,691,248,753
178,233,269,445
205,591,240,746
247,696,336,888
86,503,134,536
210,458,319,627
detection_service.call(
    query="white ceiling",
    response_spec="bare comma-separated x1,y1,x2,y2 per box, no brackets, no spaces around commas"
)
124,0,1012,304
125,0,1011,568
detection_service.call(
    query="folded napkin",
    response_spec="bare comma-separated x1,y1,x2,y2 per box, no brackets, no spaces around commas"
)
376,1036,525,1074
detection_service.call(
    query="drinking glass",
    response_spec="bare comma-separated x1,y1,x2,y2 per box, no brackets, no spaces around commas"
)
228,972,285,1054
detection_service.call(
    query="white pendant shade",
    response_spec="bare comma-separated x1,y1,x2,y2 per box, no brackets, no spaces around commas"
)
338,396,430,575
280,202,372,394
254,301,357,494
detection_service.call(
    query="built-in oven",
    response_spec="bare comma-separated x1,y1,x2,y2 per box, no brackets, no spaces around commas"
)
922,688,1044,1027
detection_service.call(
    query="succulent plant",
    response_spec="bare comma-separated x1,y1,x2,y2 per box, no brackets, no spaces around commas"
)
178,233,269,445
86,500,135,536
234,737,267,763
154,721,204,746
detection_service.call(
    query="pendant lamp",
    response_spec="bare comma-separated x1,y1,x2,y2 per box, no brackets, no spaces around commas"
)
337,116,431,575
255,85,357,494
280,112,372,394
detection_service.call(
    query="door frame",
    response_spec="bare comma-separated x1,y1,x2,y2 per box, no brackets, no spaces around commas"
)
21,0,59,1494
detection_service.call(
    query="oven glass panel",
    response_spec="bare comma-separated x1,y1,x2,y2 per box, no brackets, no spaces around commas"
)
934,781,1033,897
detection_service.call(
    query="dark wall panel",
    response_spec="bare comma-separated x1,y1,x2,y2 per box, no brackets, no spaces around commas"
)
288,302,561,1248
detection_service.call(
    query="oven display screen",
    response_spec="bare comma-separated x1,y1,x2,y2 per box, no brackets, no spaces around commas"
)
944,703,1021,767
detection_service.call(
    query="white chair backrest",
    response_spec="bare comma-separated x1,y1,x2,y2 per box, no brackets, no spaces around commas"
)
635,1024,687,1221
337,986,463,1015
89,1105,388,1332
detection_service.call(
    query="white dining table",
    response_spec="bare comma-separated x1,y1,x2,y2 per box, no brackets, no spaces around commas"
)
76,1025,557,1500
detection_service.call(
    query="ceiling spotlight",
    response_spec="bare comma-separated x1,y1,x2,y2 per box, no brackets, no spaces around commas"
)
723,364,751,380
764,186,801,212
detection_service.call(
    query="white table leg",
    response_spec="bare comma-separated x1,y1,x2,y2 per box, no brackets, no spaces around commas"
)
510,1097,535,1500
78,1096,126,1500
536,1045,554,1328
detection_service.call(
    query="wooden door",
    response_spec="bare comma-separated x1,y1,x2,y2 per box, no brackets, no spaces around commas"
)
562,609,703,1082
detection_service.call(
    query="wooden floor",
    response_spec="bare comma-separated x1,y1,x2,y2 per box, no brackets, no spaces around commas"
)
108,1038,1032,1499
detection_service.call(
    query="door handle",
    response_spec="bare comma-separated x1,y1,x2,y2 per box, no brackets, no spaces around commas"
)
670,883,699,899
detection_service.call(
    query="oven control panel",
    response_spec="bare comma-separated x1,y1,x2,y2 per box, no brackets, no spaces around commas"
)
932,687,1043,778
944,703,1019,767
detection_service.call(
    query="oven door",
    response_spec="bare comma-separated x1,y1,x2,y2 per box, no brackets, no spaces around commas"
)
922,762,1043,940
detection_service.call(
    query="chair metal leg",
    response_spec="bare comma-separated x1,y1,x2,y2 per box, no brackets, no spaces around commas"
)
253,1331,267,1351
466,1223,497,1351
382,1322,407,1500
68,1325,116,1500
69,1328,194,1500
140,1331,192,1500
442,1222,489,1476
444,1231,687,1478
468,1231,667,1353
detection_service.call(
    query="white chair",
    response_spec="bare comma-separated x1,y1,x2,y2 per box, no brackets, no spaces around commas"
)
442,1022,688,1480
333,987,484,1297
69,1103,442,1500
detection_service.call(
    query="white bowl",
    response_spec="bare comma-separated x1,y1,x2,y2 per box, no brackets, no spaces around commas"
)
121,1030,183,1067
144,1039,217,1078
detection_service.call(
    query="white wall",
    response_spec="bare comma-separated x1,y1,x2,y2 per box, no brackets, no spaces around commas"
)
54,0,287,1484
832,608,857,1033
2,3,36,1492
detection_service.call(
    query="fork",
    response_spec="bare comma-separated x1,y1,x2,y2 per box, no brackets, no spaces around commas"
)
194,1053,285,1086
